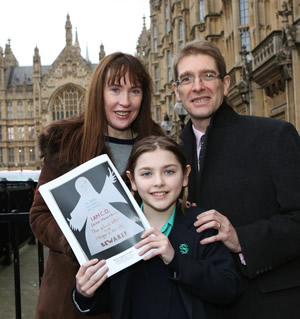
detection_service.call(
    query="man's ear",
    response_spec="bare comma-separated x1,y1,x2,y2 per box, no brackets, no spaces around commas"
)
126,170,137,191
183,165,191,187
223,75,231,97
173,82,181,102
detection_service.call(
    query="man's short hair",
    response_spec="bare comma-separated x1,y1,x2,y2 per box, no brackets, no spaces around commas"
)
172,39,227,81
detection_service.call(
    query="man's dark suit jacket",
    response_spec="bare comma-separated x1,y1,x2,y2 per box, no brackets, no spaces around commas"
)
180,101,300,319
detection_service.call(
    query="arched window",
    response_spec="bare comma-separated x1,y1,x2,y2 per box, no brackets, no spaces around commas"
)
52,86,84,121
167,50,172,82
27,101,34,118
156,106,161,122
239,0,250,60
154,65,159,94
199,0,205,22
153,24,158,52
239,0,249,25
165,3,170,33
179,20,184,48
7,102,13,119
17,102,24,119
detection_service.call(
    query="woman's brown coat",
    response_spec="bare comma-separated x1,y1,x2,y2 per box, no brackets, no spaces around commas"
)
30,126,110,319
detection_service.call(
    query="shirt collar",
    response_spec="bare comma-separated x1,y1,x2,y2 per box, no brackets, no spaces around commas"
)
192,124,205,148
160,206,176,237
140,204,176,237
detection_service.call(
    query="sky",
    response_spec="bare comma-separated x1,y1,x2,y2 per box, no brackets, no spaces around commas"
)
0,0,150,66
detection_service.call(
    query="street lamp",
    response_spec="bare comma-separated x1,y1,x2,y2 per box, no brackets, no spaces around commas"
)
174,101,188,131
160,113,173,134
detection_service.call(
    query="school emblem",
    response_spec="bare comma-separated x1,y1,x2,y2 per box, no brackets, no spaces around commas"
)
179,243,189,254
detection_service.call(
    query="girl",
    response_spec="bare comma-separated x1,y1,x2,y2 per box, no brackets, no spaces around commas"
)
30,53,164,319
73,136,242,319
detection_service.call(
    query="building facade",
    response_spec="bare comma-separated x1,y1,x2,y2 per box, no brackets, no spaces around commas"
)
136,0,300,138
0,15,105,171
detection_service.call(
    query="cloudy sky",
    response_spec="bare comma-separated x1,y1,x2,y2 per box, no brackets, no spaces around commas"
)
0,0,150,66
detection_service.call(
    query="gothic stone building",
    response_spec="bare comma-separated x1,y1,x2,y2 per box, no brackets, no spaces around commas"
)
136,0,300,138
0,15,105,171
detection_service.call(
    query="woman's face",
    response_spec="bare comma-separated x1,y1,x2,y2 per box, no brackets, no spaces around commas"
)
104,71,143,139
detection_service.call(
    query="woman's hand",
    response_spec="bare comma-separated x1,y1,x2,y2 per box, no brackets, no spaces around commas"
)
135,228,175,265
75,259,109,298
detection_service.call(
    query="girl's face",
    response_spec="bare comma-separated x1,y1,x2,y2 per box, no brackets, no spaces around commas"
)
127,149,190,216
104,71,143,139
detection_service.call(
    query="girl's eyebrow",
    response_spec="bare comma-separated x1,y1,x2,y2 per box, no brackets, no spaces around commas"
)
137,166,152,171
137,163,178,171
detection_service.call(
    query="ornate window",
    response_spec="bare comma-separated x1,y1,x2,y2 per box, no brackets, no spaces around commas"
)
8,148,14,163
167,51,172,82
52,87,84,121
239,0,249,25
18,147,25,162
27,101,34,118
153,24,158,52
169,97,173,112
156,107,161,122
239,0,250,60
179,20,184,48
8,127,14,140
199,0,205,22
154,65,159,94
17,102,24,119
18,126,24,140
241,30,250,52
28,126,35,140
168,97,173,128
165,3,170,33
7,102,13,119
29,147,35,161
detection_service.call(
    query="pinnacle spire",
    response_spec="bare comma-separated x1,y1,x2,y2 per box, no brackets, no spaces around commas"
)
65,14,72,47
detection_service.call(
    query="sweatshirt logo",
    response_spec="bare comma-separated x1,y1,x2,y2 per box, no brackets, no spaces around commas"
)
179,243,189,254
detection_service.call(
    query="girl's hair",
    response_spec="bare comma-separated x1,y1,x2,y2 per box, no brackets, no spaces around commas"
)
126,135,189,213
43,52,164,166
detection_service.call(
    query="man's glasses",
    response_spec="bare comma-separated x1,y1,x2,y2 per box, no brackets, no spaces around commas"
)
176,72,222,87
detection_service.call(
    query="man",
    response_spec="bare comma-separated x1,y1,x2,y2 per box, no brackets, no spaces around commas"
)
173,39,300,319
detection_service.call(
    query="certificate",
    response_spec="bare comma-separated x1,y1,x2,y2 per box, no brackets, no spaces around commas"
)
39,154,150,277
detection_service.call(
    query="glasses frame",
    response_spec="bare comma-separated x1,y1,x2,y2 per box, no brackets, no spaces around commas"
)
176,72,223,87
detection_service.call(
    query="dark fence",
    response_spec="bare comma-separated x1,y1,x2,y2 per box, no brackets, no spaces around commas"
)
0,179,35,264
0,178,44,319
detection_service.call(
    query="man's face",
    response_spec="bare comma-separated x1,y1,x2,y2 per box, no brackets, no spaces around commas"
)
173,54,230,131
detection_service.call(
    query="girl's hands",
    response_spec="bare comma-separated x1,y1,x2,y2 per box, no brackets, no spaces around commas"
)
75,259,109,298
135,228,175,265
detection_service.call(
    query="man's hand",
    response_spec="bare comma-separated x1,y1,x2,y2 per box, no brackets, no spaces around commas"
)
194,209,242,253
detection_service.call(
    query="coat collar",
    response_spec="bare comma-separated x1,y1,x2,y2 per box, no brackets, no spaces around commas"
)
173,205,205,230
180,100,238,142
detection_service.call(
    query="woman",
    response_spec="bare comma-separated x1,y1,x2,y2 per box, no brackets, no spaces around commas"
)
30,52,164,319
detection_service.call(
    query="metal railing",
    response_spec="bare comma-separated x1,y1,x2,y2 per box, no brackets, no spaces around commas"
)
0,211,44,319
